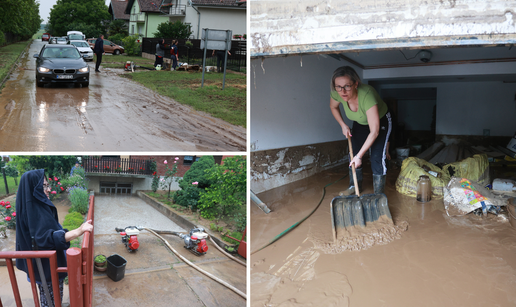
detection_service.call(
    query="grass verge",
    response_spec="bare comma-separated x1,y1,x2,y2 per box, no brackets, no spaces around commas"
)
122,69,246,127
100,54,246,127
0,40,32,89
0,176,21,196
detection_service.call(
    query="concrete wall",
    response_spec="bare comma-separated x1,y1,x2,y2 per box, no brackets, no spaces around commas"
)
251,141,347,193
250,0,516,57
87,175,181,194
178,6,246,39
376,81,516,136
250,54,362,151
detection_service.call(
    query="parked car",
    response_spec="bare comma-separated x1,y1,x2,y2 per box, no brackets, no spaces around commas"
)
49,37,57,44
86,38,124,55
42,33,50,41
34,44,90,87
68,40,94,61
55,37,67,45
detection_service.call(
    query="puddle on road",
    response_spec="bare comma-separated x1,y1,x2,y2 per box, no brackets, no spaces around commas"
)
0,40,246,151
251,167,516,306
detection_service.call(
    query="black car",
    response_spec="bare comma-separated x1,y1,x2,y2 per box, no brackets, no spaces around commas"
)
34,44,90,87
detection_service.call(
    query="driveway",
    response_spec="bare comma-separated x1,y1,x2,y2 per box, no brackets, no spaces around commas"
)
0,40,246,151
93,195,246,307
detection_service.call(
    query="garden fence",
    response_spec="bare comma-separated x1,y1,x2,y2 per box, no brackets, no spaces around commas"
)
141,38,246,72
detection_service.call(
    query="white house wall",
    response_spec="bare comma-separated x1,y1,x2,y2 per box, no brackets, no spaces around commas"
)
250,0,516,57
87,176,181,194
182,6,246,39
251,54,362,151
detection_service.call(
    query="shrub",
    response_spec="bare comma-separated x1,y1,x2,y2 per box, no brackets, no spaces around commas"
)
0,200,16,232
62,211,84,231
68,187,89,215
121,34,141,56
62,174,88,190
197,156,246,220
71,166,86,178
173,186,201,211
173,156,215,209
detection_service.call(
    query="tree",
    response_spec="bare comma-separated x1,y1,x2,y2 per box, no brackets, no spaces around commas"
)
7,156,77,177
47,0,110,36
153,21,192,39
107,19,128,38
197,156,246,220
0,0,42,41
173,156,215,210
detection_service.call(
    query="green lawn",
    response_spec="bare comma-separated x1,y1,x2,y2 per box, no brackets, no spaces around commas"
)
0,40,31,88
122,67,246,127
0,176,21,196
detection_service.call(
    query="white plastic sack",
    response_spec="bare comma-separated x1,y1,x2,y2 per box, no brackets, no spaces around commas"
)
443,177,507,216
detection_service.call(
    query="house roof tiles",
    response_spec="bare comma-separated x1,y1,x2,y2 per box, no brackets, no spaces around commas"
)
109,0,130,20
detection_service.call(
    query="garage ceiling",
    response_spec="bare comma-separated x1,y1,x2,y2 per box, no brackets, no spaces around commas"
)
329,45,516,84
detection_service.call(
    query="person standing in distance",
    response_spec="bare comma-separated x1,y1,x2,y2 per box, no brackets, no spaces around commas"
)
93,35,105,72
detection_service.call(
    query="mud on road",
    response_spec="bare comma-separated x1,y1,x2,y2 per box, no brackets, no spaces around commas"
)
0,40,246,151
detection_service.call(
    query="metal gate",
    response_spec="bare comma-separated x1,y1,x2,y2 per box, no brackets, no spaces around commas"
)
100,182,132,195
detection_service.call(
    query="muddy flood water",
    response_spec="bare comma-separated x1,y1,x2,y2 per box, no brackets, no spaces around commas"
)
0,39,246,151
251,165,516,306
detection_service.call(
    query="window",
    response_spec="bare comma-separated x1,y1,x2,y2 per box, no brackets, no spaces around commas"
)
131,25,135,35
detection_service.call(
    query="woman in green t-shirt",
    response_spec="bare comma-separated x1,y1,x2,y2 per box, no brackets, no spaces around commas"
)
329,66,392,195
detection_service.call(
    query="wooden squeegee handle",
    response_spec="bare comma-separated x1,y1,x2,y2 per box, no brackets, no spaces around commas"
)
348,137,360,197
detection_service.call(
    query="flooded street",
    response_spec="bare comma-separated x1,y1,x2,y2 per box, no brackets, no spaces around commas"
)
251,165,516,306
0,40,246,151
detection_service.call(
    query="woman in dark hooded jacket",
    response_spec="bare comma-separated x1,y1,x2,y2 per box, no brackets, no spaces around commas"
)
15,169,93,306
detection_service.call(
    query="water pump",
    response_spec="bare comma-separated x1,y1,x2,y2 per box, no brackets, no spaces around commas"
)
179,227,208,256
116,226,142,252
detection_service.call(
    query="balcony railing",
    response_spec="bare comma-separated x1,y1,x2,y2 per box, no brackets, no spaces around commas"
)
130,13,145,22
161,4,186,16
83,157,154,175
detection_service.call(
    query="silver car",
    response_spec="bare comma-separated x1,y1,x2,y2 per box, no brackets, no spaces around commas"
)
69,40,94,61
56,37,67,45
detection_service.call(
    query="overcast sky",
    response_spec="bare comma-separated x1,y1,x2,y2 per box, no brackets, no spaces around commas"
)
39,0,112,23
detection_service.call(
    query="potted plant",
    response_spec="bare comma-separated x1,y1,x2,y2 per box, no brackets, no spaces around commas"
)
94,254,107,272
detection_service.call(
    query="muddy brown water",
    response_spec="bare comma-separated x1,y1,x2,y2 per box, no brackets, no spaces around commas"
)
251,165,516,306
0,39,246,151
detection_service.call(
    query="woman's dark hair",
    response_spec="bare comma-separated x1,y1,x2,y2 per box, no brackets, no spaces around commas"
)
331,66,361,91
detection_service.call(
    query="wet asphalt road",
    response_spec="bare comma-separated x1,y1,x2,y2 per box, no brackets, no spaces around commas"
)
0,39,246,151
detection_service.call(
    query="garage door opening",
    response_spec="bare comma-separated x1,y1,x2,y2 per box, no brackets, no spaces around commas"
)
100,182,133,195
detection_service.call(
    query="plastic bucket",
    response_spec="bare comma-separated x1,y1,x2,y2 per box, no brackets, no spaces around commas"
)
107,254,127,282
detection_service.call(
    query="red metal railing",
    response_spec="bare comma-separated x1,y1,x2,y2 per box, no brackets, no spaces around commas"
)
0,194,95,307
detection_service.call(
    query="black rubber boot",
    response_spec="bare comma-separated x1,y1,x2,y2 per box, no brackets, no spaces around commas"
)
341,168,363,196
373,174,386,194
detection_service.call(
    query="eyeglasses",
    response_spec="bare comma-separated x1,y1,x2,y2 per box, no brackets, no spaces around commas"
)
335,83,354,92
43,184,50,190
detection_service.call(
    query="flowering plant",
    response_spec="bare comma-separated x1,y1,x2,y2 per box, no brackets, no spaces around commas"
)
160,158,179,198
0,200,16,234
49,176,62,201
115,165,122,173
104,166,111,172
127,167,135,173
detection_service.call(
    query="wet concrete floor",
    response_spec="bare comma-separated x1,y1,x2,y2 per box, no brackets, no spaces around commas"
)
0,39,246,151
0,195,246,306
251,164,516,306
92,195,246,307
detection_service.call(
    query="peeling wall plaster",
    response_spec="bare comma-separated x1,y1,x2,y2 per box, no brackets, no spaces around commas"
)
251,141,348,193
250,0,516,56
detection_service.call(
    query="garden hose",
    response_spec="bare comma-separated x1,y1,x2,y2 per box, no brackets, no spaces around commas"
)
144,228,247,299
145,228,246,267
250,173,348,255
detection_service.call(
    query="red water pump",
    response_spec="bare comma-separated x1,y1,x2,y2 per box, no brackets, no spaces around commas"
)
116,226,141,252
179,228,208,256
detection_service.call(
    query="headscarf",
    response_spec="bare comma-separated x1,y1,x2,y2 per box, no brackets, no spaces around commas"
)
15,169,69,282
